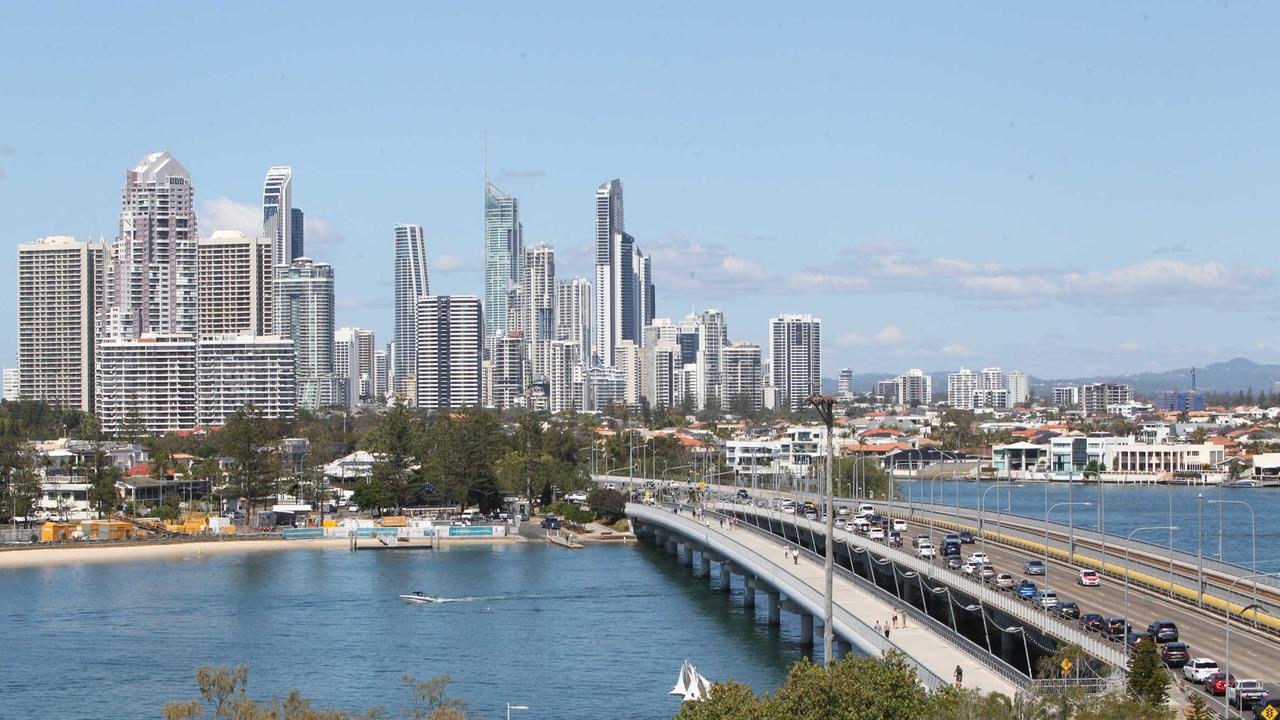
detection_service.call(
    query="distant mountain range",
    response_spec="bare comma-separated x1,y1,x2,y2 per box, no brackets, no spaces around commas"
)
822,357,1280,397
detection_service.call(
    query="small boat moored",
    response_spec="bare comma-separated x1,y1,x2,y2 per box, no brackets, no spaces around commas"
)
399,592,442,603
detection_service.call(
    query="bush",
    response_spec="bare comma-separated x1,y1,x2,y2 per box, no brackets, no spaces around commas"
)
151,504,181,522
587,488,626,524
611,519,630,532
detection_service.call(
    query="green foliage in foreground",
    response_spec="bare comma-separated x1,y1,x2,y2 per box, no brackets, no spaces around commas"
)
675,652,1174,720
162,664,467,720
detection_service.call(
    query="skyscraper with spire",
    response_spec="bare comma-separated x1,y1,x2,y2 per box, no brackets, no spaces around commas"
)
263,166,294,265
483,182,523,341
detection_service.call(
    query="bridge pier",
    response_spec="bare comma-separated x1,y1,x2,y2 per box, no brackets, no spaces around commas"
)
767,589,781,626
743,581,756,609
719,561,731,592
666,539,677,556
699,553,711,578
834,638,851,659
680,543,694,567
799,612,814,646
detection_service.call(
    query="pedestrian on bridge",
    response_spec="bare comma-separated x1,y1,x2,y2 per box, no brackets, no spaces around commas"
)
783,545,790,560
954,665,963,689
874,620,882,636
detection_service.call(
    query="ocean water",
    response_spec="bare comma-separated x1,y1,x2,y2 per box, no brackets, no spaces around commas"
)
0,541,804,719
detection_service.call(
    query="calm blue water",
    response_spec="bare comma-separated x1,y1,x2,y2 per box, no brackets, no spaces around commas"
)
0,542,802,719
900,480,1280,571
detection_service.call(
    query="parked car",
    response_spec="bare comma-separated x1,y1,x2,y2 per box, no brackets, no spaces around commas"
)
1016,580,1038,598
1080,613,1106,633
540,516,561,530
1077,570,1101,586
1147,620,1179,643
1160,642,1190,668
1184,658,1219,683
1205,672,1236,696
945,555,964,570
1024,559,1046,576
968,551,990,565
994,572,1015,589
916,543,936,559
1229,680,1269,710
959,531,975,544
1054,600,1081,620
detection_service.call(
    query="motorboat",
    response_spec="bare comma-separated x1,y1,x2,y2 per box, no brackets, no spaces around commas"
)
399,592,442,603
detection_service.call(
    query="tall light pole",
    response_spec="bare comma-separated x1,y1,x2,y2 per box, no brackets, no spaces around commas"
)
979,483,1022,557
1124,525,1176,645
1209,499,1257,623
1044,501,1091,601
1224,572,1279,718
807,393,836,666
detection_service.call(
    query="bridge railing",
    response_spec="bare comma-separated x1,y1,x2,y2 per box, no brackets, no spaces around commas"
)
706,502,1032,690
711,501,1132,671
628,503,951,690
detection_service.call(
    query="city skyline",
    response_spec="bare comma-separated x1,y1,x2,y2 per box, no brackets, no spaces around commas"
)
3,5,1279,378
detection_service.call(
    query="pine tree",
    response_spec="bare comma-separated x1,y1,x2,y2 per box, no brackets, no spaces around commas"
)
1183,692,1214,720
1127,637,1168,707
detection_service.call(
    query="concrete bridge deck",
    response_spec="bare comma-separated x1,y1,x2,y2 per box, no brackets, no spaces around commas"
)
628,502,1022,697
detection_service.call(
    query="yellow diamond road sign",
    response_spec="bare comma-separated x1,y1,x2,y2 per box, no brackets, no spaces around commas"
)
1060,658,1072,674
1261,704,1277,720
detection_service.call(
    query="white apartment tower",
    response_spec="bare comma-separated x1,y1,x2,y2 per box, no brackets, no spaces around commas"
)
947,368,978,410
1007,370,1030,406
105,151,198,341
17,236,106,411
594,179,646,366
273,258,337,410
896,369,932,405
96,334,197,434
837,368,854,398
196,335,296,425
483,183,523,340
547,341,585,413
489,332,526,409
334,327,375,406
722,342,764,412
197,231,273,338
416,295,483,410
262,166,294,266
1052,386,1080,406
697,309,727,409
555,277,592,366
393,224,430,396
768,314,822,412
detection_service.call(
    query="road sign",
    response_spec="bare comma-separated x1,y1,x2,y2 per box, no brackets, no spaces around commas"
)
1261,704,1277,720
1059,658,1072,675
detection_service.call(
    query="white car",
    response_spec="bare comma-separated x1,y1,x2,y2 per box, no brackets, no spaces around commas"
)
858,504,875,515
962,561,981,575
916,543,936,559
1036,590,1059,609
1077,570,1101,587
968,552,990,565
1183,658,1219,683
891,519,907,532
836,504,851,516
1226,679,1267,709
868,527,885,540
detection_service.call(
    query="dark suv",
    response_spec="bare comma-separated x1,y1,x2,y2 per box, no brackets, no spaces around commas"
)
1147,620,1179,643
1160,642,1190,668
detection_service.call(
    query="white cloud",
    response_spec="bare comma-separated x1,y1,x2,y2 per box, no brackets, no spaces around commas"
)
303,217,342,248
434,255,472,273
199,197,261,236
1118,342,1140,351
721,255,767,281
646,234,771,294
836,325,905,348
940,344,971,355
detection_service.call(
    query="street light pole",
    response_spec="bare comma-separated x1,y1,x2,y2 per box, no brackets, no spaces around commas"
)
1124,525,1176,646
979,484,1021,558
1209,499,1257,623
1045,501,1091,601
807,393,836,666
1197,493,1204,606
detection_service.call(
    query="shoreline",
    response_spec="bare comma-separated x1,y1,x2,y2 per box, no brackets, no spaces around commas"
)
0,534,527,570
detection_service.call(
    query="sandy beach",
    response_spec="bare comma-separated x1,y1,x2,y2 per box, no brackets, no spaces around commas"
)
0,534,526,569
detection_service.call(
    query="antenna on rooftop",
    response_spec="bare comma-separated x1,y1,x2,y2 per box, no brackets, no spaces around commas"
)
1191,366,1197,391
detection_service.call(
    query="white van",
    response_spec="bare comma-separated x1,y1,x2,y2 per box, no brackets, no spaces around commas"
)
458,510,479,523
858,503,875,515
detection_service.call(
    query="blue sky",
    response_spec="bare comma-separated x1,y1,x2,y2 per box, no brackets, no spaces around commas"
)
1,2,1278,378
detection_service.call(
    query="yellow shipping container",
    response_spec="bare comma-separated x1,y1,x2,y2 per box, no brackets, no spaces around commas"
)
40,522,78,543
322,519,338,528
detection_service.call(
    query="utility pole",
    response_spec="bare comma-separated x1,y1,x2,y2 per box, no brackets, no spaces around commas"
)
807,393,837,665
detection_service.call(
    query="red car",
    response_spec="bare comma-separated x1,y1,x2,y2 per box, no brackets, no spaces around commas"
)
1204,672,1236,696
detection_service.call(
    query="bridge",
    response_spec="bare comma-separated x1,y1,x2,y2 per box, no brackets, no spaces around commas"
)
601,475,1280,712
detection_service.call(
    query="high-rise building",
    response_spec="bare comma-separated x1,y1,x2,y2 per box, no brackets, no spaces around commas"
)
416,295,483,410
373,348,390,401
262,166,294,266
523,244,556,341
290,207,305,261
1052,386,1080,406
105,151,198,341
547,340,585,413
273,258,337,410
643,339,682,409
489,332,526,409
588,366,626,411
96,334,197,434
875,379,901,403
980,367,1006,392
593,179,645,366
697,309,727,409
947,368,978,410
768,314,821,412
483,183,523,340
2,367,18,402
197,231,273,339
635,249,655,331
196,335,296,425
615,340,643,407
555,277,592,366
17,236,106,411
1007,370,1030,405
896,368,932,405
837,368,854,397
393,224,430,396
334,327,375,406
1082,382,1133,416
722,342,763,412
